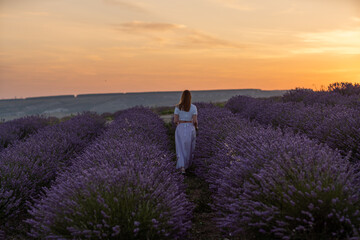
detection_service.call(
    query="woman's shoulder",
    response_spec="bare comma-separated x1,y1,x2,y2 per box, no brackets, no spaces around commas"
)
174,105,181,113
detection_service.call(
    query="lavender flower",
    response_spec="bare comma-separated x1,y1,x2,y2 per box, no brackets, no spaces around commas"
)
0,115,57,152
26,107,193,239
225,95,360,162
192,103,360,239
0,112,105,235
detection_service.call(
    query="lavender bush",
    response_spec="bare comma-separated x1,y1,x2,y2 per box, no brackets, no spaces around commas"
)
197,102,258,157
26,107,193,239
328,82,360,96
283,88,360,107
192,104,360,239
112,106,172,151
0,112,105,235
226,95,360,162
196,106,257,178
210,128,360,239
0,115,58,152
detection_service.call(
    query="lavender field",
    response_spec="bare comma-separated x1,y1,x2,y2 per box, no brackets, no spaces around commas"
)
1,82,360,239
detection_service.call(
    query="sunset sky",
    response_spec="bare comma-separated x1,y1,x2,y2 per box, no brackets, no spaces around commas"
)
0,0,360,99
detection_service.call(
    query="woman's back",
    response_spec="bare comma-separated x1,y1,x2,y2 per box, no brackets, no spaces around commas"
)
174,104,197,121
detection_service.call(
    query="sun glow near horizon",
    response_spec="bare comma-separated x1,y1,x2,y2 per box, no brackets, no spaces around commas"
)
0,0,360,99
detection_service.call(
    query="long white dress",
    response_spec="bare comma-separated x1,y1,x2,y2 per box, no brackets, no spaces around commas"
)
174,104,197,169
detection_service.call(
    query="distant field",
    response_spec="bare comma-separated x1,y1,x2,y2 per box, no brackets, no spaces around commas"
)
0,89,286,121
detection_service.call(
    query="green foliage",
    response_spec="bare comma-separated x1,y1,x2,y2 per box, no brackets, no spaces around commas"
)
48,181,169,240
214,102,226,108
60,114,76,122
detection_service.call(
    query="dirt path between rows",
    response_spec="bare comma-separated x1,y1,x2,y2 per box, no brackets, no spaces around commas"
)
161,115,223,240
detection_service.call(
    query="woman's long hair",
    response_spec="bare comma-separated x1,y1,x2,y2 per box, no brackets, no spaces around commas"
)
176,90,191,112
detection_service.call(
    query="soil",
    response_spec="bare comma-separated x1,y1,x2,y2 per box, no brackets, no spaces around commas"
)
162,117,225,240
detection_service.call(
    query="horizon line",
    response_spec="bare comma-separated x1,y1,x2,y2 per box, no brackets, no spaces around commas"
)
0,88,290,101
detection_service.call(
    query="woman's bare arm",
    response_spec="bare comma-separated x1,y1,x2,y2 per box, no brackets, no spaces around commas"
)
174,114,179,126
192,114,198,129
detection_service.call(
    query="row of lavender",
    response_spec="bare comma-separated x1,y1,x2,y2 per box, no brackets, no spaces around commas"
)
193,103,360,239
25,107,193,239
0,115,59,152
226,96,360,162
0,112,106,237
282,82,360,107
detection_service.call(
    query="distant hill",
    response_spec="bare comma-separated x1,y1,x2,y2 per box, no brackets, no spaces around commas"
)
0,89,287,121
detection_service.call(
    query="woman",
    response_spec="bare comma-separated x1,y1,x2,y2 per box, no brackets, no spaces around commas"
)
174,90,198,174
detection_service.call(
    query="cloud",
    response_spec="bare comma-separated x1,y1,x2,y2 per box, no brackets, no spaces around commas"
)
112,21,243,49
301,0,360,13
101,0,147,12
180,30,242,48
113,21,186,33
293,28,360,54
300,29,360,44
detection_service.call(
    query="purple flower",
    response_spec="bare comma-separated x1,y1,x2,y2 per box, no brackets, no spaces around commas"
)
192,103,360,239
0,112,105,235
25,107,193,240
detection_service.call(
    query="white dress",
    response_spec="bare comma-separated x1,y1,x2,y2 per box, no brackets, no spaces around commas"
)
174,104,197,169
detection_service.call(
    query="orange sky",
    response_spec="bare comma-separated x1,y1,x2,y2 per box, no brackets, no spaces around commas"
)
0,0,360,99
